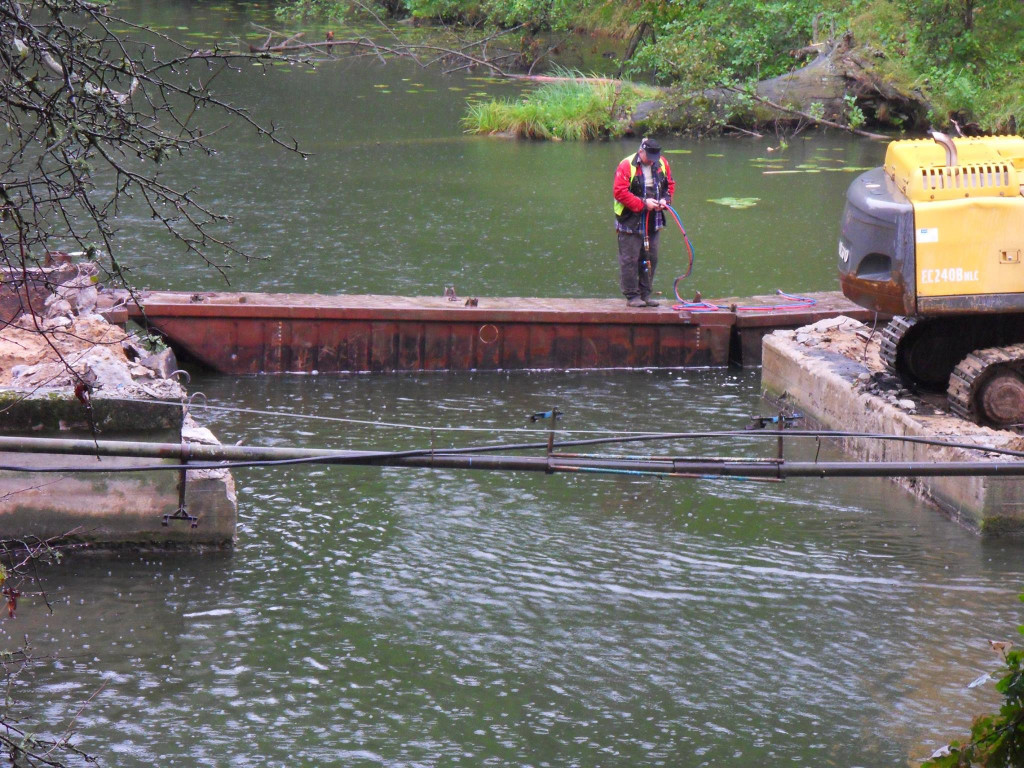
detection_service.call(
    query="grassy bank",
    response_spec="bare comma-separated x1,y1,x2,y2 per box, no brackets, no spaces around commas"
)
462,78,660,140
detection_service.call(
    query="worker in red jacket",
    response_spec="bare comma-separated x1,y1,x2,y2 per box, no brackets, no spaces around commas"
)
612,137,676,307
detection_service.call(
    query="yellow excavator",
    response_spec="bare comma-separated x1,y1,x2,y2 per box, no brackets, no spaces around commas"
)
838,132,1024,428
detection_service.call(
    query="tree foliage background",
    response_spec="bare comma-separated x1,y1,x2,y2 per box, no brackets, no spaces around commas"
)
282,0,1023,132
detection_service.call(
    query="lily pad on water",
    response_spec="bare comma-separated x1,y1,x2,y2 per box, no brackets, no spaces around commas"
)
707,197,760,209
763,166,871,175
664,149,692,154
707,153,725,157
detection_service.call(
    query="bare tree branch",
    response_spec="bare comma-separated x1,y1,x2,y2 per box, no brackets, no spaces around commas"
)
245,14,545,79
2,0,305,294
1,0,307,409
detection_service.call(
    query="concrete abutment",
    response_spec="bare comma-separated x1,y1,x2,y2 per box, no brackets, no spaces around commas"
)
761,317,1024,536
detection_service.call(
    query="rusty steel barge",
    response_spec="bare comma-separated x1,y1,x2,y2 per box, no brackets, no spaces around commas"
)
106,290,880,375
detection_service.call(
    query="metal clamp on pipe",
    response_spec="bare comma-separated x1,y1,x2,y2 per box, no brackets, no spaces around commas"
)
745,413,803,430
163,438,199,528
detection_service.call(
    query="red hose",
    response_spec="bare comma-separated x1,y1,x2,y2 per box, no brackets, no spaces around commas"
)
664,205,816,313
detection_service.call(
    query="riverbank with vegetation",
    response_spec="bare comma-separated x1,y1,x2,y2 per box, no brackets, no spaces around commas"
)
279,0,1022,138
461,76,660,140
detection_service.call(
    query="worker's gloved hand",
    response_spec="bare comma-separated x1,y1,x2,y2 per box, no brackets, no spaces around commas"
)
658,199,669,210
644,198,660,210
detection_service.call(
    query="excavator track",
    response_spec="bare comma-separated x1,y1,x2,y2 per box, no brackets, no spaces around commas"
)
948,344,1024,428
879,316,915,380
880,315,1024,427
879,316,973,391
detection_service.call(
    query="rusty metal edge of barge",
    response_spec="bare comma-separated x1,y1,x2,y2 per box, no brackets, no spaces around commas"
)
111,290,882,375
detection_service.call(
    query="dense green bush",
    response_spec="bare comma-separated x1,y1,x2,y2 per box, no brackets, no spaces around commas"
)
622,0,1020,131
849,0,1023,131
626,0,846,88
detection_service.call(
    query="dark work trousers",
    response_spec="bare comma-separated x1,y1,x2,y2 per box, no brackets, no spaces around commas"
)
617,230,659,300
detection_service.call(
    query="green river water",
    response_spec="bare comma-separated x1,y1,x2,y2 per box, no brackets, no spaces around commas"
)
6,2,1024,766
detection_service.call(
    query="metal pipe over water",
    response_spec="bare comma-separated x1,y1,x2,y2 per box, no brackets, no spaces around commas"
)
2,435,1024,480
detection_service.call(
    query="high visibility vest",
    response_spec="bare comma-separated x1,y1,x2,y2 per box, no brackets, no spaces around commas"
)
613,154,669,217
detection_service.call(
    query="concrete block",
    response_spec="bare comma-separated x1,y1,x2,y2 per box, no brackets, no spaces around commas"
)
0,403,236,551
0,270,236,551
761,318,1024,536
0,453,235,550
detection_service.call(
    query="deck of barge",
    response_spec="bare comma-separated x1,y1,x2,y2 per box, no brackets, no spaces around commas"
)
116,290,880,375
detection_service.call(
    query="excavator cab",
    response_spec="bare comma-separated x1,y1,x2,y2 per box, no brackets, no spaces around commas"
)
838,134,1024,427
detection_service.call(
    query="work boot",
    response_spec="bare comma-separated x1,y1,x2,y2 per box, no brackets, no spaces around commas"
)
627,296,646,308
644,297,660,307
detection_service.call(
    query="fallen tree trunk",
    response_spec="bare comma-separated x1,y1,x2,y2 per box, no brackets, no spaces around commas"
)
753,38,851,116
726,87,890,140
628,33,928,137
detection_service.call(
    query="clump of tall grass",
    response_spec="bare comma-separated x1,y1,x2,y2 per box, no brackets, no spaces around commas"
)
463,75,660,141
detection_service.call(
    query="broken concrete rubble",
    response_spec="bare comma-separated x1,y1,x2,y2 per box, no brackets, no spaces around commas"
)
0,265,236,550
